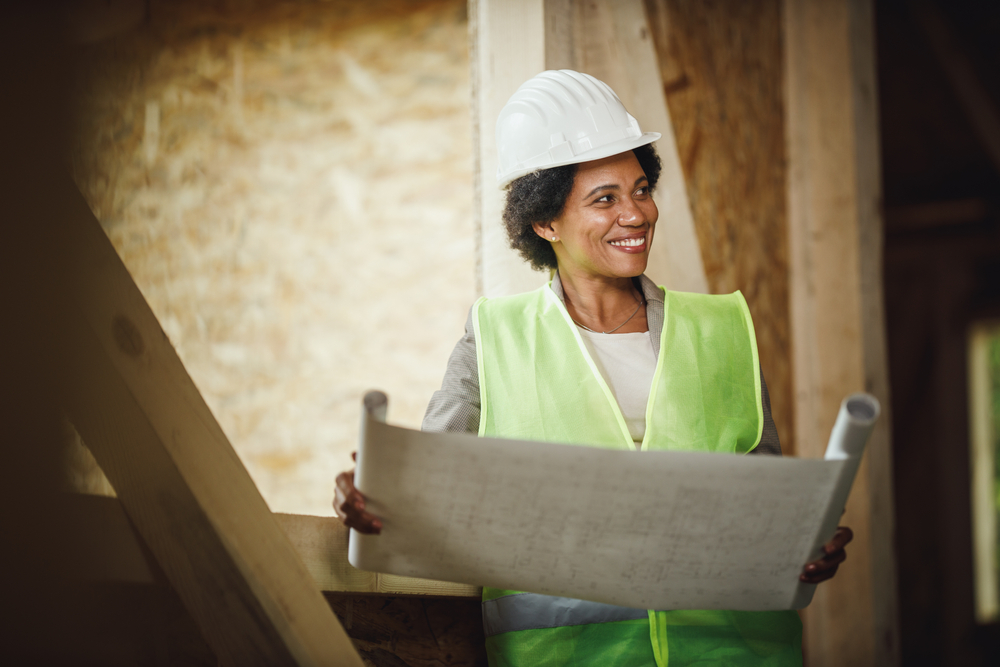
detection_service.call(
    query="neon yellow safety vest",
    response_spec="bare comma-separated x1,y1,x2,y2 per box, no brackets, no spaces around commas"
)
473,283,802,667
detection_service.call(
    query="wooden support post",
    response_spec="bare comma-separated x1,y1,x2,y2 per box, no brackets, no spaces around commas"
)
784,0,899,665
471,0,548,297
44,179,364,667
556,0,707,293
910,0,1000,176
471,0,707,296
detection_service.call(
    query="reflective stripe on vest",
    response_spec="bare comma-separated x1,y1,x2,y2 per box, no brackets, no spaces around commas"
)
482,593,648,638
474,283,801,666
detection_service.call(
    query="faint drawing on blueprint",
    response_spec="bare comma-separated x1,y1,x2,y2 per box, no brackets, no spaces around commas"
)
349,392,879,611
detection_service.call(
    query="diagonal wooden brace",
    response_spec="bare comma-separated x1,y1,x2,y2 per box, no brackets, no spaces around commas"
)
45,179,364,667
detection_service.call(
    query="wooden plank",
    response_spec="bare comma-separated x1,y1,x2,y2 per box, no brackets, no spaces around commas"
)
471,0,549,298
280,514,479,597
60,494,167,587
885,198,990,232
784,0,899,665
45,179,363,667
472,0,706,296
643,0,792,453
61,494,478,598
911,0,1000,176
568,0,708,293
276,513,379,594
375,573,478,597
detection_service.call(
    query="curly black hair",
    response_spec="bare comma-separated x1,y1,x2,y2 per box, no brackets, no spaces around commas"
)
501,144,663,271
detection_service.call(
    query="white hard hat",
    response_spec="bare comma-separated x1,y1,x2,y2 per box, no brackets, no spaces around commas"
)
495,70,661,189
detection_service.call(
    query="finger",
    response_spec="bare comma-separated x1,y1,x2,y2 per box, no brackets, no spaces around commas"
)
335,469,357,496
804,549,847,574
335,488,373,523
333,489,363,522
824,526,854,553
827,526,853,550
335,471,365,508
335,494,382,533
332,477,382,533
333,472,356,511
800,563,839,584
344,513,383,534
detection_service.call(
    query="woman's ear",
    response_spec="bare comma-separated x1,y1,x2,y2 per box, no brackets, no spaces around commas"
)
533,221,558,242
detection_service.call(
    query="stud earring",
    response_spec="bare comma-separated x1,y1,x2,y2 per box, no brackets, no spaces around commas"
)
551,236,557,241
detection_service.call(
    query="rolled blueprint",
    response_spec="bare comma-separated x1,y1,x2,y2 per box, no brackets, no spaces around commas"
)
353,390,881,610
790,392,881,608
824,393,881,461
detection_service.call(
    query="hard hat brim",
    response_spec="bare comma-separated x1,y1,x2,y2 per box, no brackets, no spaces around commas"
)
496,131,662,190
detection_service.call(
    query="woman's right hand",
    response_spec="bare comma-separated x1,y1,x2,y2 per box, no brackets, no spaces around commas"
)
333,453,382,534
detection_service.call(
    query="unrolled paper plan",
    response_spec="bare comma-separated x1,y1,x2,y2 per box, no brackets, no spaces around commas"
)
348,392,880,611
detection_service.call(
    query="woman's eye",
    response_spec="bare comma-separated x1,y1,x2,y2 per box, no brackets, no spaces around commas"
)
635,186,649,197
596,194,614,203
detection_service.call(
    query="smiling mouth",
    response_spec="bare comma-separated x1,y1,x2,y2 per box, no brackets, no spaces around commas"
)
609,236,646,248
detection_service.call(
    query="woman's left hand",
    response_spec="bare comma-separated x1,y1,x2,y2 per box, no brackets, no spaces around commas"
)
800,526,853,584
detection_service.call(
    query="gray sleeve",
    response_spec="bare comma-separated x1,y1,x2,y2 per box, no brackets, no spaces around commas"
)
421,307,481,434
749,371,782,455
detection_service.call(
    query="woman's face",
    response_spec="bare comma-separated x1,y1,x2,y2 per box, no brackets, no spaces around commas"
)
535,151,658,281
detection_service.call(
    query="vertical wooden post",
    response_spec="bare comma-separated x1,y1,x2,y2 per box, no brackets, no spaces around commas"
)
568,0,708,293
470,0,548,298
784,0,899,664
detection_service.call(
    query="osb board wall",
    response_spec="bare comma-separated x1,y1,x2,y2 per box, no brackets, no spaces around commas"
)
645,0,793,453
70,0,473,514
326,595,486,666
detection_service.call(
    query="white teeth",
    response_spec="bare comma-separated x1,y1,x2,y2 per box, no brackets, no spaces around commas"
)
611,237,644,247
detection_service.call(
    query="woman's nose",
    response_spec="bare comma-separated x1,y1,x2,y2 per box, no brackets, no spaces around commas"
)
617,199,646,226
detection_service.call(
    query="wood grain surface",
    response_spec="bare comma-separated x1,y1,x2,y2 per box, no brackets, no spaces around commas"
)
63,494,479,598
784,0,898,664
644,0,793,454
50,180,363,666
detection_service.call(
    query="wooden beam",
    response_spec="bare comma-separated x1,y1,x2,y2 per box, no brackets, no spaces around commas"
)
279,514,479,597
560,0,708,293
471,0,549,297
641,0,793,452
911,0,1000,177
885,198,991,232
43,179,363,667
471,0,707,296
784,0,899,665
62,494,479,598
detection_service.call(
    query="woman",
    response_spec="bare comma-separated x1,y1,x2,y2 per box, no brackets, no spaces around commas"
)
336,70,852,666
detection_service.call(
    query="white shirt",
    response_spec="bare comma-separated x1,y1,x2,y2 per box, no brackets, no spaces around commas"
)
576,328,657,450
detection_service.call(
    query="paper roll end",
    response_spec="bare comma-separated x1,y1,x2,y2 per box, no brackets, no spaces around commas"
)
363,390,388,422
844,393,880,424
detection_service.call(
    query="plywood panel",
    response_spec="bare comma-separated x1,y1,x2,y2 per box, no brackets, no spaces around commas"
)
644,0,792,452
70,0,475,515
326,595,487,666
568,0,708,293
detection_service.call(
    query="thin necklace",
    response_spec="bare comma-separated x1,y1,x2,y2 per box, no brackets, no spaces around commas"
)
573,292,644,334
